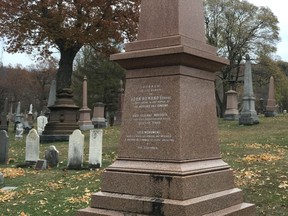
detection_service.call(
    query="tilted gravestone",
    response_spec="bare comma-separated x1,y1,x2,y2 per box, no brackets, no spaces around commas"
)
0,130,9,164
78,0,255,216
89,129,103,168
25,129,39,163
45,145,59,168
67,129,84,169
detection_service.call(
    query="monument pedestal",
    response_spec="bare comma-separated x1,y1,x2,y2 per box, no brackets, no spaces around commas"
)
78,0,255,215
41,88,79,143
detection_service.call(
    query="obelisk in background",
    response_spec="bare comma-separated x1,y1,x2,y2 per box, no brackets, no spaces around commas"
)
239,55,259,125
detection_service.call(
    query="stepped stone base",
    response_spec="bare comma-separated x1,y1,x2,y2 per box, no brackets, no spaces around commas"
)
77,160,255,216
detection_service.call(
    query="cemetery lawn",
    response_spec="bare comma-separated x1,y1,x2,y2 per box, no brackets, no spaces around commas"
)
0,116,287,215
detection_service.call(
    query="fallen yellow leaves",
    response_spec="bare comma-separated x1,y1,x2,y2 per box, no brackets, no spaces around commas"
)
66,188,91,204
278,181,288,189
234,169,262,187
0,168,25,179
243,153,282,163
0,189,18,203
20,212,28,216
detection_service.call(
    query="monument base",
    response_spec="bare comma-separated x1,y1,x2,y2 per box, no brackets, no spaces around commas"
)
40,134,69,143
92,118,107,129
42,88,79,142
264,111,277,117
77,159,256,216
239,113,259,125
78,108,94,131
224,110,239,121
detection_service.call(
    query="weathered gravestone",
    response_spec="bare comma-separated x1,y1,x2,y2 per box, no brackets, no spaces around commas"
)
239,55,259,125
14,101,22,128
35,159,47,170
89,129,103,168
78,76,94,131
67,129,84,169
78,0,255,215
91,103,106,128
37,116,48,135
45,145,59,168
0,130,9,164
15,122,24,140
25,129,39,163
224,89,239,120
265,76,277,117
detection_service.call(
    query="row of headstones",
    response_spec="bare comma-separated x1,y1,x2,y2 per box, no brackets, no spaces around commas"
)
0,128,103,170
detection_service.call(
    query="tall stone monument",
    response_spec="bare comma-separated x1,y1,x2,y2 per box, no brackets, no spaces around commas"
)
239,55,259,125
265,76,277,117
224,89,239,120
78,76,94,130
78,0,255,215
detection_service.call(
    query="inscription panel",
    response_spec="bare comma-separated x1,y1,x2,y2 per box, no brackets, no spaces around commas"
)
119,76,179,159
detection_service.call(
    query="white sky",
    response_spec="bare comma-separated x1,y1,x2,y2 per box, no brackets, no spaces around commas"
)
1,0,288,68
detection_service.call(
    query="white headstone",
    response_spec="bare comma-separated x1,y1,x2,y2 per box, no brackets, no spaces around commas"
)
0,130,9,164
28,104,33,114
67,129,84,169
25,129,39,162
15,123,24,140
37,116,48,135
89,129,103,168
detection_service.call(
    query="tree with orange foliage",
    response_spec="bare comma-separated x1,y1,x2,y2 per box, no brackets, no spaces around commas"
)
0,0,140,94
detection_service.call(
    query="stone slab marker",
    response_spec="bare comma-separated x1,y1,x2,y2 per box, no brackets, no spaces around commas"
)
77,0,256,215
265,76,277,117
89,129,103,168
25,129,39,163
67,129,84,169
0,130,9,164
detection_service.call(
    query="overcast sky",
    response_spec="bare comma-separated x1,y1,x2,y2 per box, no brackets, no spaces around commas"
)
1,0,288,68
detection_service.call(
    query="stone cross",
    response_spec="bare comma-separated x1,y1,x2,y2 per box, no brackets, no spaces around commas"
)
0,130,9,164
239,55,259,125
88,129,103,168
265,76,277,117
67,129,84,169
25,129,39,163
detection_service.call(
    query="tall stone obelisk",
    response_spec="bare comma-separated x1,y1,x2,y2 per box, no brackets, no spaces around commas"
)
78,0,255,215
239,55,259,125
78,76,94,130
265,76,277,117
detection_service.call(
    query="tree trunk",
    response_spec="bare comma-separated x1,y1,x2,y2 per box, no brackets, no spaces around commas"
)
56,47,80,93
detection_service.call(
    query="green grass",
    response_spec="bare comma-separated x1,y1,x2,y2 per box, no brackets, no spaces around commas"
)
1,116,288,215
